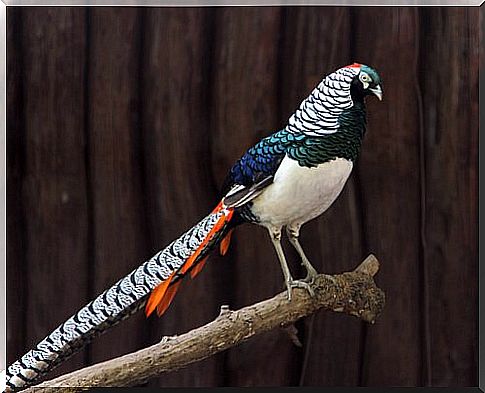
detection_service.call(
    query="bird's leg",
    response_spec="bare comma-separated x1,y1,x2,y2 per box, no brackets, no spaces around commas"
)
267,227,314,301
286,224,318,282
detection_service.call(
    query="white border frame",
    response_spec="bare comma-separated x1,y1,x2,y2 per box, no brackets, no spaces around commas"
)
0,3,481,392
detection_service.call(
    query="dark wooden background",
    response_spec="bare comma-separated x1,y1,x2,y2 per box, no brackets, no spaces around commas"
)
6,6,479,387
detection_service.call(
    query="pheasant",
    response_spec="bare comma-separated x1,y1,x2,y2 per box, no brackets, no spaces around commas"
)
3,62,382,392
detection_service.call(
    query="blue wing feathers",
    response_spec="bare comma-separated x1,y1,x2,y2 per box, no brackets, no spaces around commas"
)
222,130,290,194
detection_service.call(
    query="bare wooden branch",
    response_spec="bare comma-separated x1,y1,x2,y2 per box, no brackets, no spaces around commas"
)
25,254,385,392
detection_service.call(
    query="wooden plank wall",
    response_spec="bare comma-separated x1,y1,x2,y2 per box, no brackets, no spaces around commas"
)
6,6,478,387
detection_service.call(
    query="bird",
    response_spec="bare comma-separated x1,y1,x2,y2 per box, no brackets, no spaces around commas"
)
3,62,382,392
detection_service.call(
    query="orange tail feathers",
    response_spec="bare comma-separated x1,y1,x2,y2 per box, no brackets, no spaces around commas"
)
220,229,234,256
156,279,182,316
145,271,175,317
145,201,234,318
190,256,208,279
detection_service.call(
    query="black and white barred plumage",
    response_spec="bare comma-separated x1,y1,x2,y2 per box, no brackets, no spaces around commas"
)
285,66,359,136
4,210,227,392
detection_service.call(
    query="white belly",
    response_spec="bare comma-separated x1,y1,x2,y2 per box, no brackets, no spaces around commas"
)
250,156,353,228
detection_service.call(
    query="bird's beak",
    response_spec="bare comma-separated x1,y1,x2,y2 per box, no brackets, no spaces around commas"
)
369,85,383,101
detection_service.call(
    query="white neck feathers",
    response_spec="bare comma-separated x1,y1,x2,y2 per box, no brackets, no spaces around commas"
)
284,66,359,136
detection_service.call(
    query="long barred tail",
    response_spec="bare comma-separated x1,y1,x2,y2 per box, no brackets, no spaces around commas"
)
4,202,234,392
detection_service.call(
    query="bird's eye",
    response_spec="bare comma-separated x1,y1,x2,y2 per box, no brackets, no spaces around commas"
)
359,73,371,83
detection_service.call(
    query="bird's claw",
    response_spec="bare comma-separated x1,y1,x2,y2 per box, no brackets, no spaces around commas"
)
285,279,315,301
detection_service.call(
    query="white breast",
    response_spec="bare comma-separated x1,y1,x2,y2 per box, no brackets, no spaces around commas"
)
250,156,353,228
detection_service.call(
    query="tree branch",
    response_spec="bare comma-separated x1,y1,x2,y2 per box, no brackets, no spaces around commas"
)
25,254,385,392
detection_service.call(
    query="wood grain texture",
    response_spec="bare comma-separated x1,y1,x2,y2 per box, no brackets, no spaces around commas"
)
419,8,478,386
353,7,422,386
6,7,27,366
20,8,89,378
86,8,148,367
279,7,366,386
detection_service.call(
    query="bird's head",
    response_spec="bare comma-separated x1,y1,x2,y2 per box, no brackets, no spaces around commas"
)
346,63,383,102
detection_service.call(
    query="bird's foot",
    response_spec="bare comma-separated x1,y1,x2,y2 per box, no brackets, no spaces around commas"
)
301,259,318,283
285,279,315,301
303,268,318,284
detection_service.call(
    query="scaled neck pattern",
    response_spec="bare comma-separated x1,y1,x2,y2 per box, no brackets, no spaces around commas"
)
284,66,360,137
